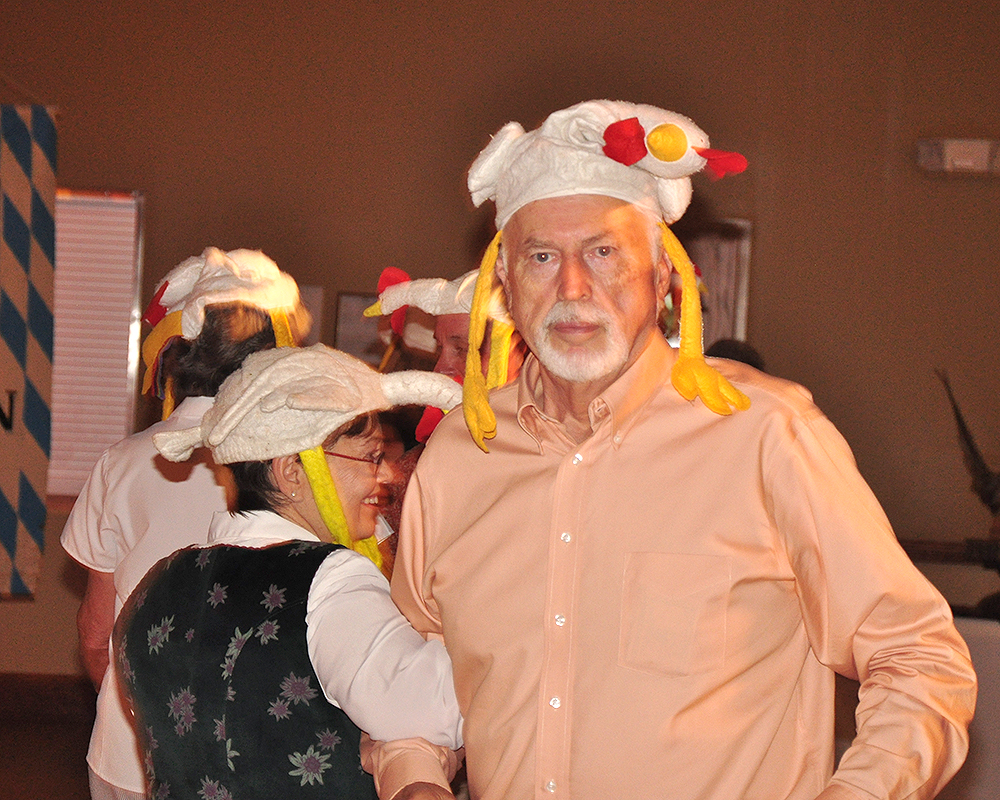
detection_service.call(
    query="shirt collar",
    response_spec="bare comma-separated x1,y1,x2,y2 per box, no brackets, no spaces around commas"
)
169,395,215,420
516,333,675,449
207,509,323,547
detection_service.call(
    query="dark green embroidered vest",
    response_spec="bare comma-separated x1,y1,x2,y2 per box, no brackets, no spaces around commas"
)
115,540,379,800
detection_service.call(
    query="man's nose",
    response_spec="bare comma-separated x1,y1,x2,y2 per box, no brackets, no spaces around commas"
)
434,352,463,379
556,254,592,301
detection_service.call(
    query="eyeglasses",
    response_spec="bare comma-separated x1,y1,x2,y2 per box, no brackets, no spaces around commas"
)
323,449,385,470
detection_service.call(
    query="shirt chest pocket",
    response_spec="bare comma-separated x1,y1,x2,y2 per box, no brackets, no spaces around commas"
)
618,552,731,677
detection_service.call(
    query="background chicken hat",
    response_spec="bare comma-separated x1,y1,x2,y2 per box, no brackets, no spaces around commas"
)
141,247,309,417
463,99,751,450
153,344,463,568
364,267,516,391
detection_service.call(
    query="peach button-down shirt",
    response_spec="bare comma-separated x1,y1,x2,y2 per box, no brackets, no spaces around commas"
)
376,334,974,800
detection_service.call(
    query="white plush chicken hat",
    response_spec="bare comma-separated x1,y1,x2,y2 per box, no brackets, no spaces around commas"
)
364,267,515,391
154,344,462,568
141,247,308,417
463,100,750,451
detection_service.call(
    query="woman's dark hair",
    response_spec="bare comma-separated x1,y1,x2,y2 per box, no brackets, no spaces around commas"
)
704,338,767,373
160,303,276,403
229,460,284,514
228,412,380,514
324,413,378,446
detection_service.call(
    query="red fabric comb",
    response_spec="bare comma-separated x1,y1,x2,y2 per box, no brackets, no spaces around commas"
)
377,267,411,336
415,405,445,443
414,374,463,442
142,281,170,326
603,117,648,166
693,148,748,180
378,266,410,293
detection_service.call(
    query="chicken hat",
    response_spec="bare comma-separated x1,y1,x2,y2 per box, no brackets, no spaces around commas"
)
463,100,751,451
153,344,463,568
364,267,517,441
364,267,515,389
141,247,309,417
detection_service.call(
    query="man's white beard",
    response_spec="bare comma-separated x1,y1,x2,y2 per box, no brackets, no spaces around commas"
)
534,301,629,383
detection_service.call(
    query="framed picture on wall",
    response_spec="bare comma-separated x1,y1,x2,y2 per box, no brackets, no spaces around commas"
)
686,218,751,348
334,292,382,367
664,218,752,349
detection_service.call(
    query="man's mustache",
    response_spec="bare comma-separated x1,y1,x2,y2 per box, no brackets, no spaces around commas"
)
543,302,611,328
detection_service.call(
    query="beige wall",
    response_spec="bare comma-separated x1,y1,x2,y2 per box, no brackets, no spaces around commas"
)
0,505,85,674
2,0,999,673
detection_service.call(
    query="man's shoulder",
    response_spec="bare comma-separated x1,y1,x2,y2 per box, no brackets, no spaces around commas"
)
421,406,485,460
707,357,821,421
425,382,520,446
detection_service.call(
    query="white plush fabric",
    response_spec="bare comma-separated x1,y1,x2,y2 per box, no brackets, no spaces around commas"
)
378,270,511,323
378,271,479,317
468,100,714,227
374,270,512,355
153,344,463,464
151,247,304,339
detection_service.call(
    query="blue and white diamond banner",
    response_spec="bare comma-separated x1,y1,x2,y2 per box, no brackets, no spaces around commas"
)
1,105,56,597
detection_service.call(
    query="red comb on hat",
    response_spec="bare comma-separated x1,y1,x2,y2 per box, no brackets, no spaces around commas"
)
602,117,648,166
142,281,170,326
377,267,411,336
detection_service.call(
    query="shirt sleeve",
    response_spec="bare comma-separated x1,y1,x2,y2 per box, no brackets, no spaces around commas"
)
363,470,461,797
766,408,976,800
60,450,118,572
305,547,463,749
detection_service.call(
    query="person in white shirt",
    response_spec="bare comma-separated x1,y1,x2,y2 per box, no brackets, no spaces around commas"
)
61,247,311,800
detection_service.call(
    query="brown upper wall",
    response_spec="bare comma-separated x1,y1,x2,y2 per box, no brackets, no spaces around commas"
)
3,0,999,549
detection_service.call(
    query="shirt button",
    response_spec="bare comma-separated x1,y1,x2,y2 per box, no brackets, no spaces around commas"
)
572,453,583,465
545,780,557,792
549,696,561,709
560,532,572,543
613,433,622,444
555,614,566,626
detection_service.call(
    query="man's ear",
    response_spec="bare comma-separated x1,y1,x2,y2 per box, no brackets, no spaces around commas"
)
270,454,306,500
654,249,673,303
494,246,508,287
494,247,516,312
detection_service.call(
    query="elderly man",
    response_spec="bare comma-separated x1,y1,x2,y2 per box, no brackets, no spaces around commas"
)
367,101,976,800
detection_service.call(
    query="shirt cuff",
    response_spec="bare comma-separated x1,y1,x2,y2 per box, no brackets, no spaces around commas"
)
361,734,461,800
815,782,870,800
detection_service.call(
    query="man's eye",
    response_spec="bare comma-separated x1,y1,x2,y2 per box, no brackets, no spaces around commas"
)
595,246,612,257
531,253,551,264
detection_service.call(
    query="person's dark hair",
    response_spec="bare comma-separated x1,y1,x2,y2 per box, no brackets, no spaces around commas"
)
161,303,276,403
229,460,284,514
378,408,421,452
325,413,378,446
229,412,380,514
705,338,767,373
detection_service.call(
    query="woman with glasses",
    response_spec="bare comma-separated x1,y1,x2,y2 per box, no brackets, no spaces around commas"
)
114,344,464,800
